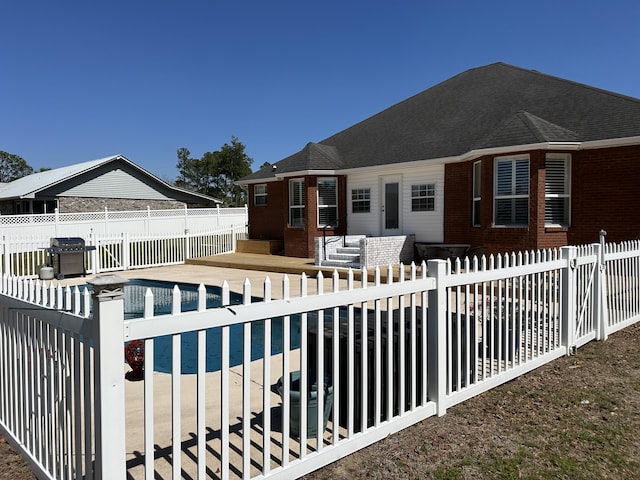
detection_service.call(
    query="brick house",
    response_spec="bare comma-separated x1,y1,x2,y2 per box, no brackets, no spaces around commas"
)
237,63,640,258
0,154,219,214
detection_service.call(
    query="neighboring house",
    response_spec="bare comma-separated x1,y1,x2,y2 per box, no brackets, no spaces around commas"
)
237,62,640,258
0,154,219,214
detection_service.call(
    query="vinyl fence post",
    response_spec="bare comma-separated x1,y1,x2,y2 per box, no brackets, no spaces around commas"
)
54,207,60,237
560,246,578,355
122,233,130,271
89,274,128,480
1,235,7,277
597,231,609,341
427,259,448,416
88,231,98,275
232,225,238,252
184,229,191,261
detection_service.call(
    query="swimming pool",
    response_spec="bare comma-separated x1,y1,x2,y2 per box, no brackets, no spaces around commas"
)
116,279,302,374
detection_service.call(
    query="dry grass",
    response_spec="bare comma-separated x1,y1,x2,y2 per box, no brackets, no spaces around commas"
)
303,322,640,480
2,323,640,480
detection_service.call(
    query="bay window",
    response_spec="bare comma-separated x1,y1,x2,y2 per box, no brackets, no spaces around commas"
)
494,155,529,226
289,179,305,227
472,161,481,226
317,177,338,227
545,154,571,226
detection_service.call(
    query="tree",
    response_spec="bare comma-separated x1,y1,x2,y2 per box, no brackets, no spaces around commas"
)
175,136,253,206
0,151,34,182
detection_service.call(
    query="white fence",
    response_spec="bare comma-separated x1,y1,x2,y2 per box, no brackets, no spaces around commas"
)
0,224,248,277
0,240,639,479
0,206,248,238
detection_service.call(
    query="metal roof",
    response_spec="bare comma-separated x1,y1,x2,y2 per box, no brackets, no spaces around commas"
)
0,154,220,203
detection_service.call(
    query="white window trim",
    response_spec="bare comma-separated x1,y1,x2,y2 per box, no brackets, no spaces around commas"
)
317,177,338,227
254,183,267,206
410,183,436,212
288,179,305,227
493,154,530,226
351,187,371,213
545,153,571,227
472,161,481,227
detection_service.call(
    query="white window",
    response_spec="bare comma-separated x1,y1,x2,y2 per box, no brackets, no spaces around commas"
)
289,179,305,227
472,161,481,226
545,154,571,226
351,188,370,213
317,177,338,227
411,184,435,212
254,184,267,206
494,155,529,226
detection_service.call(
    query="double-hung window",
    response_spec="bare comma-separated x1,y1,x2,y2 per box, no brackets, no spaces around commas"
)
317,177,338,227
545,154,571,226
411,184,435,211
351,188,370,213
494,155,529,226
472,161,481,226
289,179,305,227
254,184,267,206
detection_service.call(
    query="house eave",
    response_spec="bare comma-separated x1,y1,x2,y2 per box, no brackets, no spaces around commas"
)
236,170,338,186
340,136,640,174
237,136,640,184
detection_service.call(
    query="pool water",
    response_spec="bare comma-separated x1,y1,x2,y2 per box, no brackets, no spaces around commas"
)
119,279,303,374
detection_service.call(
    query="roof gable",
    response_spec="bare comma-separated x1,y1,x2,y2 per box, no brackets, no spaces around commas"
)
475,111,580,149
0,155,220,204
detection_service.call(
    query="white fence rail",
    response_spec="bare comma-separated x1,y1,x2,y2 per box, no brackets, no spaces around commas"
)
1,240,639,479
0,224,248,277
0,206,248,238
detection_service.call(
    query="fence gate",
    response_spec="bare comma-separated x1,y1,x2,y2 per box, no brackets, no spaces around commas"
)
571,244,602,349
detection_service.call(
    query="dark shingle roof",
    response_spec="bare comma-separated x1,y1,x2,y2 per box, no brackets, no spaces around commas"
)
476,111,580,149
241,62,640,182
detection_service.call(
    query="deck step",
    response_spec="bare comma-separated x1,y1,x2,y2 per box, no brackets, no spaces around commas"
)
236,239,283,255
329,253,360,261
321,259,360,269
336,246,360,254
323,245,360,269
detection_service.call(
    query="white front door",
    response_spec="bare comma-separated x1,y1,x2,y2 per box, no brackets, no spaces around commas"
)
381,176,401,235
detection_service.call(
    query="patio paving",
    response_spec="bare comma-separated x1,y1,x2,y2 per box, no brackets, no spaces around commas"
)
55,259,355,479
49,253,425,479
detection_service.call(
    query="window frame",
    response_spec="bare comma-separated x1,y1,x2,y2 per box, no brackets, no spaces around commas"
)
317,177,338,227
253,183,267,206
351,187,371,213
493,154,530,227
545,153,571,227
472,161,481,227
411,183,436,212
288,178,305,227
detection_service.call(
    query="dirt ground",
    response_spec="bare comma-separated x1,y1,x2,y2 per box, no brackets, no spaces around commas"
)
2,322,640,480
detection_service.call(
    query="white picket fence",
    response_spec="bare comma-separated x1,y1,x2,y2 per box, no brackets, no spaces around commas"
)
0,240,639,479
0,224,248,277
0,206,248,238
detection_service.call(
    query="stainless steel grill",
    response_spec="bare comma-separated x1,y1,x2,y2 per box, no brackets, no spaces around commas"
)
46,237,96,279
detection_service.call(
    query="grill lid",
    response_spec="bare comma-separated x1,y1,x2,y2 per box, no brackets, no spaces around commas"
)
50,237,86,248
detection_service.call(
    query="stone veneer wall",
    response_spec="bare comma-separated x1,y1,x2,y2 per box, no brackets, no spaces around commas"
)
360,234,415,268
58,197,185,213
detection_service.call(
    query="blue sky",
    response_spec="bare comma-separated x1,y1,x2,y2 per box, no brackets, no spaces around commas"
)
2,1,639,180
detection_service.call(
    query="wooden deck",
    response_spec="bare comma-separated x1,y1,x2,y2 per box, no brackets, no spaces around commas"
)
186,252,420,282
